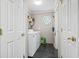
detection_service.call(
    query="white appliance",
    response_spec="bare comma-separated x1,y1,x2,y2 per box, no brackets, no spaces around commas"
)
28,29,40,57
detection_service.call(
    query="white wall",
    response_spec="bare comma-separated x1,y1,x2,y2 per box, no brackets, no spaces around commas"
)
32,12,55,44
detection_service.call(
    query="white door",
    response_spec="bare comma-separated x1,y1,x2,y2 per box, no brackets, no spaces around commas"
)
14,0,27,58
1,0,16,57
0,0,26,58
59,0,78,58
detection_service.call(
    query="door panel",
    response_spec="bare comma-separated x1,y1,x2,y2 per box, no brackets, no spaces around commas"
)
14,0,26,57
1,0,16,58
7,41,14,58
59,0,78,58
0,0,26,58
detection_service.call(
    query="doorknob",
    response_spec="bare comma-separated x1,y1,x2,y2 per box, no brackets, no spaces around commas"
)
67,36,76,42
60,0,63,4
71,36,76,42
21,33,25,37
0,28,2,36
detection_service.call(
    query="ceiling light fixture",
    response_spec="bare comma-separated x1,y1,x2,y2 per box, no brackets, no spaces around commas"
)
34,0,42,6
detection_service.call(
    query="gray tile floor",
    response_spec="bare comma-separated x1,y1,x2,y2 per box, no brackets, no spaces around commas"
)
31,44,58,58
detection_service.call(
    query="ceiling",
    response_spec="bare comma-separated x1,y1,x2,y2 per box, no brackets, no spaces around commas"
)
26,0,57,14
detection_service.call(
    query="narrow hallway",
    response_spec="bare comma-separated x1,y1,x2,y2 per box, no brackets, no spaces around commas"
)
0,0,79,58
30,44,58,58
